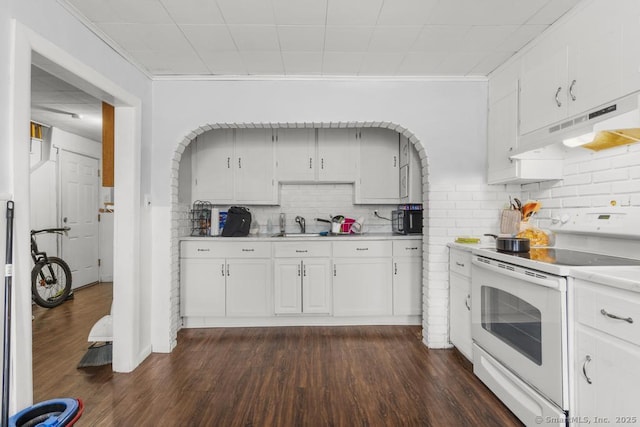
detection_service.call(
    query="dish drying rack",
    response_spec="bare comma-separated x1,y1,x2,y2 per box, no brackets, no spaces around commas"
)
190,201,213,236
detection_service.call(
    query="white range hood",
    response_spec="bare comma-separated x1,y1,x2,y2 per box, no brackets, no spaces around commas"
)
514,92,640,157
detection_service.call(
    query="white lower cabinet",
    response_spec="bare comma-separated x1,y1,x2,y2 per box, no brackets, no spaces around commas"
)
180,257,226,317
225,258,272,317
332,241,393,316
449,248,472,360
274,259,331,314
572,279,640,424
392,240,422,316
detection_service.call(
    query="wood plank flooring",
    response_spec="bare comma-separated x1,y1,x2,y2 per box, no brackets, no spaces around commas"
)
32,283,522,426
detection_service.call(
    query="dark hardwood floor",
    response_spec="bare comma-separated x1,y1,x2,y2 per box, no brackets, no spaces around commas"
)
32,283,522,426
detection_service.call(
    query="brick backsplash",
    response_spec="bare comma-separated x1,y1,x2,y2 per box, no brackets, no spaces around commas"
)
521,143,640,221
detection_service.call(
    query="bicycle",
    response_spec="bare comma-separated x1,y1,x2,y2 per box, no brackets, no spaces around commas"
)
31,227,73,308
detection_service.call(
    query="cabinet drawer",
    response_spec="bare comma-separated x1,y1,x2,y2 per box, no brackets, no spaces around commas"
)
393,240,422,257
449,249,472,277
576,280,640,346
332,240,392,258
273,241,331,258
181,241,271,258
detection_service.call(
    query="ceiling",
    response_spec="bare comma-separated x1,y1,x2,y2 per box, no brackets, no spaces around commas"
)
61,0,583,78
31,65,103,142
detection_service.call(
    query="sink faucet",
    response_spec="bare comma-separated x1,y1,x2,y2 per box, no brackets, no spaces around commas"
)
279,213,286,234
295,216,306,234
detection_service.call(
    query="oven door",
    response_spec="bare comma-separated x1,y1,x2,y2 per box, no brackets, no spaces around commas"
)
471,256,567,409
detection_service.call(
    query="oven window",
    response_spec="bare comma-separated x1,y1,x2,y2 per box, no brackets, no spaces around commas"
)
481,286,542,365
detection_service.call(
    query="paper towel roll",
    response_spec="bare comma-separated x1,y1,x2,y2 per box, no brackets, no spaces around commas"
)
211,208,220,236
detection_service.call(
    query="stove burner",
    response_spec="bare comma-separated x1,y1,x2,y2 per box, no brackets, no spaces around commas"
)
491,248,640,267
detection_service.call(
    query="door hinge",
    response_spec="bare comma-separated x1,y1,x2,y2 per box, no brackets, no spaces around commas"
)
98,213,101,222
98,169,101,177
98,259,101,267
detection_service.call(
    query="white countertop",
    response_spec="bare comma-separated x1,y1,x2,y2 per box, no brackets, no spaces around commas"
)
447,241,491,252
570,266,640,294
181,232,422,242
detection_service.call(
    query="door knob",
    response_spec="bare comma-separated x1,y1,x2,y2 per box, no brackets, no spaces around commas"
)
63,217,68,223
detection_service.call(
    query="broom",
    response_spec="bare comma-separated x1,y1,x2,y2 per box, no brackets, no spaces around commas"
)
2,201,15,426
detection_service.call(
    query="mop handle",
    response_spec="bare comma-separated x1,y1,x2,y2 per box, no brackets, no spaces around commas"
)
2,200,15,427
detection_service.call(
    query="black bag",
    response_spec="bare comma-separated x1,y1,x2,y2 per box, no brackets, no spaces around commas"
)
221,206,252,237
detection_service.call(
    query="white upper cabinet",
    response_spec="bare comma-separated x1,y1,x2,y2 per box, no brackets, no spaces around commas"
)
275,128,316,182
234,129,277,204
193,129,277,205
317,128,358,183
356,128,400,204
519,1,629,139
192,129,235,203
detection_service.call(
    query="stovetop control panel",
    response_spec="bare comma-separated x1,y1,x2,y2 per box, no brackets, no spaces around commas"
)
550,207,640,239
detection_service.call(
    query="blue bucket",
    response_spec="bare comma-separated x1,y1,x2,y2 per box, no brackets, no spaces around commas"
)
9,398,81,427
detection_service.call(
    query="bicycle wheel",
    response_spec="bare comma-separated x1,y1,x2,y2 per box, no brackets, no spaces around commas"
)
31,257,72,308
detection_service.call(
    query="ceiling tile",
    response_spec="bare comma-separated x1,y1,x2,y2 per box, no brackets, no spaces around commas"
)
410,25,470,52
159,0,225,25
527,0,583,25
435,52,488,75
358,52,405,76
240,51,285,75
273,0,328,25
181,25,237,52
282,52,323,75
368,26,422,52
396,52,448,75
99,23,194,52
496,24,547,52
377,0,439,25
459,26,519,52
216,0,276,25
228,25,280,51
326,0,383,26
322,52,364,75
131,49,210,74
426,0,549,26
278,26,325,52
200,51,247,74
97,0,173,24
470,51,515,74
324,26,374,52
65,0,120,23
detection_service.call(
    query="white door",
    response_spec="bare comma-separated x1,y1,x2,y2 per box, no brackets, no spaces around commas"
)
225,258,272,316
193,130,234,203
59,149,99,289
332,258,392,316
274,259,302,314
357,128,400,203
393,257,422,316
317,128,358,182
234,129,277,204
180,258,226,317
302,258,331,314
276,128,316,182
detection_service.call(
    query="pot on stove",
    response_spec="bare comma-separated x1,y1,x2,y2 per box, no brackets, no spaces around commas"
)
484,234,530,253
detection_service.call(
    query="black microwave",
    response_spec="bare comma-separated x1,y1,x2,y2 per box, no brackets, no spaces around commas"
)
392,210,423,235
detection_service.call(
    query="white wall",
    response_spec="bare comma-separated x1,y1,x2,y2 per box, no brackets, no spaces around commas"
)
1,0,152,411
151,78,490,352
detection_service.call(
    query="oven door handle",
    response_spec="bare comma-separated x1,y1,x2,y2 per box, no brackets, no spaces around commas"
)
472,257,562,290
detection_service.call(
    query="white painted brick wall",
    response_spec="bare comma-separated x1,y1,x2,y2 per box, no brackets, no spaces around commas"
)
522,143,640,219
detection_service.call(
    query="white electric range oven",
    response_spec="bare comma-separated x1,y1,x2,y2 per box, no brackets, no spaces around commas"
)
470,208,640,426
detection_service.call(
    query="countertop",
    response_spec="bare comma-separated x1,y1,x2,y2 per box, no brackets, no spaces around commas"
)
570,266,640,294
181,232,423,242
447,241,491,252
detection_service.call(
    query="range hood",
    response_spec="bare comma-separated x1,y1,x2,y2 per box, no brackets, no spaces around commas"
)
515,93,640,157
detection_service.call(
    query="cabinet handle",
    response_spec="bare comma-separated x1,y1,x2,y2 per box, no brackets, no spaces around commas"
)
455,262,465,268
227,157,231,168
295,249,308,253
465,295,471,311
309,157,312,169
569,79,577,101
221,264,225,277
333,264,336,277
321,158,324,169
226,264,230,276
238,157,242,168
393,156,397,168
582,355,593,384
241,248,255,252
303,264,307,277
555,86,562,107
356,247,369,251
394,262,398,275
297,264,301,277
600,308,633,324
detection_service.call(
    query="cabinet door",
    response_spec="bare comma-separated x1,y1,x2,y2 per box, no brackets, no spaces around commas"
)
302,258,331,314
487,90,518,184
332,258,392,316
356,128,400,203
520,43,568,135
234,129,277,204
574,325,640,423
392,257,422,315
180,258,226,317
567,3,623,116
226,258,272,316
276,128,316,182
317,128,358,182
192,130,234,203
274,259,302,314
449,271,472,360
